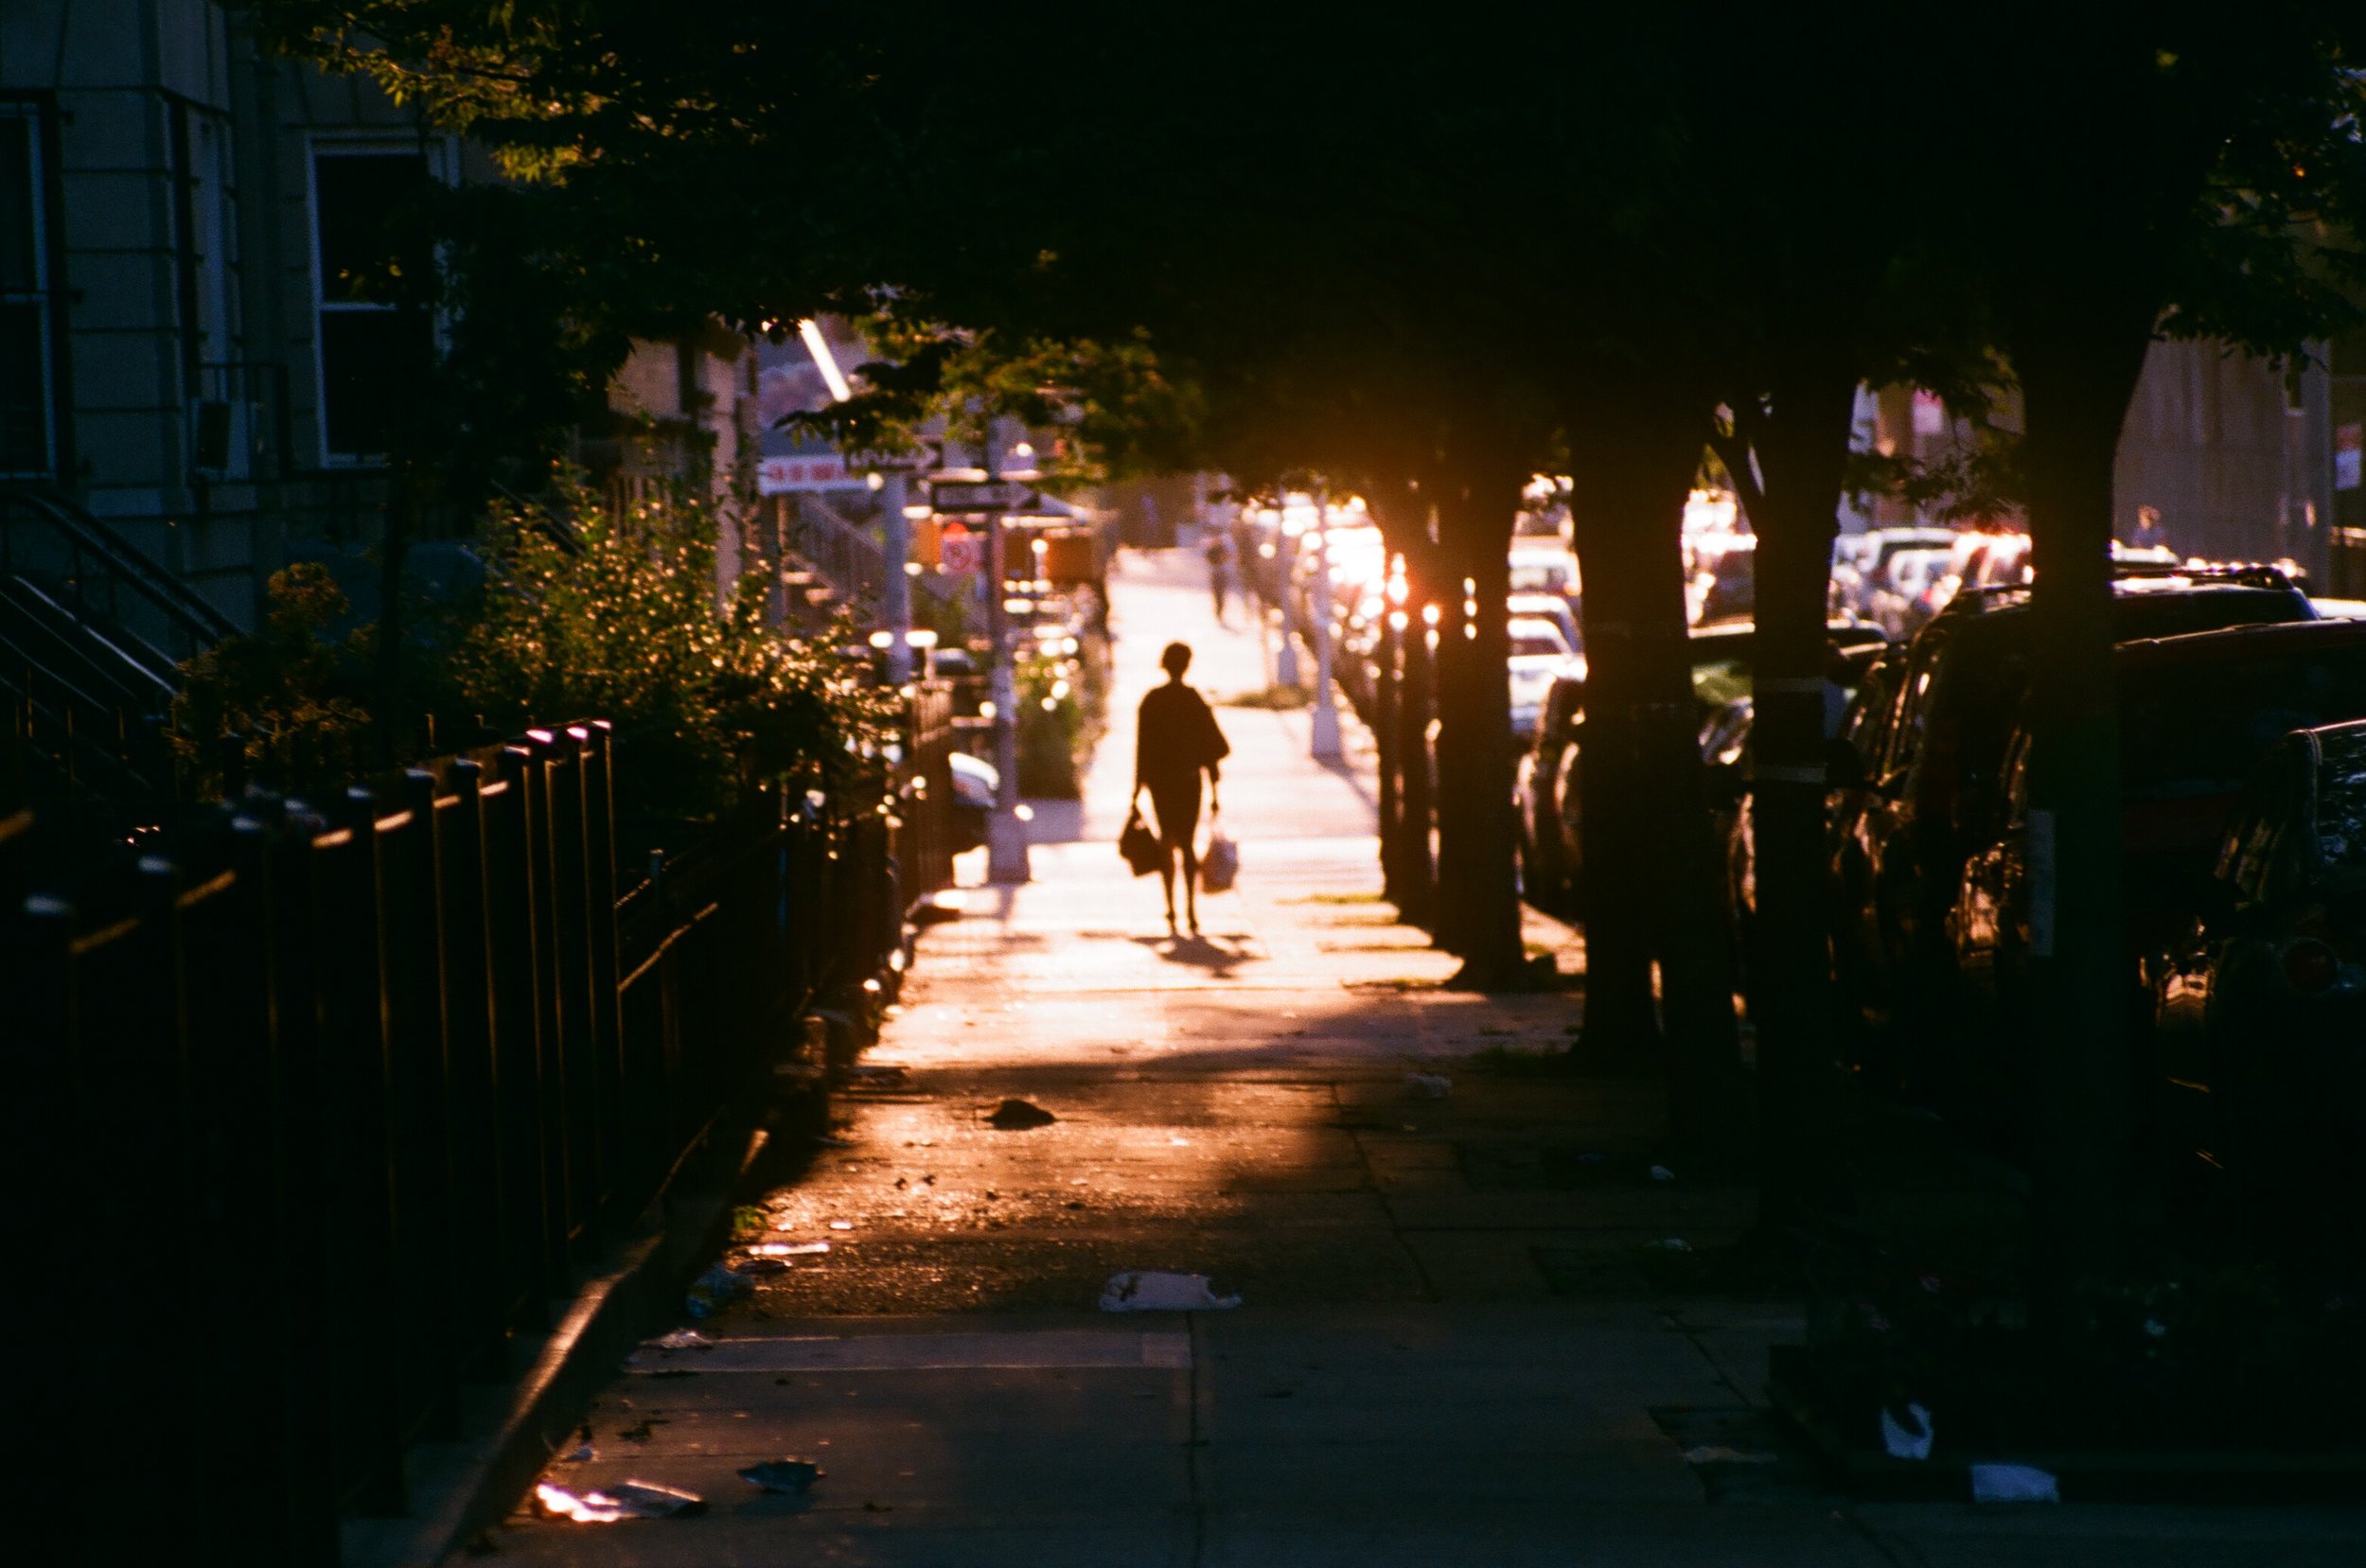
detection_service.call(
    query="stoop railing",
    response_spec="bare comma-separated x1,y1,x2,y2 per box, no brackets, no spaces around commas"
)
0,720,902,1564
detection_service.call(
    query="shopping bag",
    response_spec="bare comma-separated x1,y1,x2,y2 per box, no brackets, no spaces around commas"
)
1199,819,1239,892
1119,806,1161,876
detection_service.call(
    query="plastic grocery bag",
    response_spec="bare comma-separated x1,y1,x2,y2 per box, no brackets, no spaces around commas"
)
1199,819,1238,892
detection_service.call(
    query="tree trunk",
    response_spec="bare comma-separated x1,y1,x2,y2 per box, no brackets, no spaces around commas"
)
1566,390,1746,1153
1375,575,1402,904
2015,313,2153,1332
1437,470,1529,990
1397,545,1439,929
1430,563,1477,956
1738,361,1861,1235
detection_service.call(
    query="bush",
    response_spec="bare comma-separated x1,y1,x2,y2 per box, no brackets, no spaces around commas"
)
437,479,896,819
1012,630,1109,798
175,562,375,795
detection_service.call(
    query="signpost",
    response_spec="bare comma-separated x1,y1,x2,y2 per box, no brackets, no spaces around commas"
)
980,424,1032,885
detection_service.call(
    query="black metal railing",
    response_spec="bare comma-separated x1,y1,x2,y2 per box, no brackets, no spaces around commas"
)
0,720,899,1564
892,680,959,907
1,487,239,665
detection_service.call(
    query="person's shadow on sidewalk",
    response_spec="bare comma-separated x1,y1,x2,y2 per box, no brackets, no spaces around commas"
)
1130,932,1256,979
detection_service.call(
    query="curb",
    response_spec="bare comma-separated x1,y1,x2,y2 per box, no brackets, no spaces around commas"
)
340,1118,774,1568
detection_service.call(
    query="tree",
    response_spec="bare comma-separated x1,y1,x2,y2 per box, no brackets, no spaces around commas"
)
1928,16,2366,1322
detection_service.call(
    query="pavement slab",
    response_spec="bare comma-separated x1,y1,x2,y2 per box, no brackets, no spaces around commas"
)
484,548,2366,1565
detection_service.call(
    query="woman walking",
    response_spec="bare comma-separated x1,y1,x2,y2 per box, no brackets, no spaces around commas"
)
1135,641,1230,937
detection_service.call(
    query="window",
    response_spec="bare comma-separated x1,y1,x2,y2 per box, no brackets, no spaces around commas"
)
309,145,438,462
1,103,57,477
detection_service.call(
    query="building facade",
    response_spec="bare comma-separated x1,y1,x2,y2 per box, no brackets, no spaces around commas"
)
1,0,486,627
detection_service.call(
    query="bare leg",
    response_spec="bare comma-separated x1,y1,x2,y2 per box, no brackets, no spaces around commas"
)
1157,846,1178,934
1181,842,1201,936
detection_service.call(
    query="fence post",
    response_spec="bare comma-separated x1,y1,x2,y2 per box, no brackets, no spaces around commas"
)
534,729,597,1238
387,768,462,1440
265,801,344,1562
318,785,407,1515
440,758,509,1380
575,724,624,1212
492,743,565,1308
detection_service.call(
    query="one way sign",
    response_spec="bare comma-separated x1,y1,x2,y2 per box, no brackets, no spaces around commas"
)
929,481,1040,515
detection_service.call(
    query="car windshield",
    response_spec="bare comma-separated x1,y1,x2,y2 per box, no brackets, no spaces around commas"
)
2122,641,2366,801
1509,630,1568,660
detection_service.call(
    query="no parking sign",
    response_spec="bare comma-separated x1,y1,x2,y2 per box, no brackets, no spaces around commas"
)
939,522,983,574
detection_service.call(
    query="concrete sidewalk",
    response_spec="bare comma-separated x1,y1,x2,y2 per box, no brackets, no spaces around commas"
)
483,550,2366,1565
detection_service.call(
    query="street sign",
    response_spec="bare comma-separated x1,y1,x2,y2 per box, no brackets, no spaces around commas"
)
930,480,1040,515
938,522,984,574
758,453,866,492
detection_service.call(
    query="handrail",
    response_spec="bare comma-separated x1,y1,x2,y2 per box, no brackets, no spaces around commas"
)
786,491,886,603
0,488,239,649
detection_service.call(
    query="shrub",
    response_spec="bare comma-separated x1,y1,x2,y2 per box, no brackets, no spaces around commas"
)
440,479,896,819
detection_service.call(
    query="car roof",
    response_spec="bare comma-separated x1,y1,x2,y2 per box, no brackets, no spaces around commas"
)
1943,572,2305,619
2117,615,2366,669
1692,617,1885,645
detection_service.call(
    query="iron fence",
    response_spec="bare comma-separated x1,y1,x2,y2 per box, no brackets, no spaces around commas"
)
0,719,898,1564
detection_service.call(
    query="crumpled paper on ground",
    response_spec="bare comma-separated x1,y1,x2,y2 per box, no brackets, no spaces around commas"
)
1100,1270,1242,1312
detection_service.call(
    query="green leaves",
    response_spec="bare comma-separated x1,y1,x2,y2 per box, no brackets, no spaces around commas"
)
446,475,895,818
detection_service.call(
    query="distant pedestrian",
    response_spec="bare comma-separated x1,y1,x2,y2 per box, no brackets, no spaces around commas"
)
1205,534,1232,625
1135,642,1230,938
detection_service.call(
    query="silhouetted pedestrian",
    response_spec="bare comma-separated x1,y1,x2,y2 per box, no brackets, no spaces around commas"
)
1135,641,1230,937
1205,534,1232,625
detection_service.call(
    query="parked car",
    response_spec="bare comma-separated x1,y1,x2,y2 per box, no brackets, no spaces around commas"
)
1827,567,2319,1072
2151,720,2366,1261
1508,592,1580,659
1515,671,1588,906
1830,526,1958,621
1689,534,1757,625
948,749,998,854
1518,620,1885,911
1951,619,2366,1135
1708,637,1898,972
1507,616,1576,745
1931,530,2031,612
1508,543,1580,605
1863,546,1955,641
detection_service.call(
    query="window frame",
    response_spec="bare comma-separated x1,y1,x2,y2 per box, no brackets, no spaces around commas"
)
305,133,452,468
0,94,69,482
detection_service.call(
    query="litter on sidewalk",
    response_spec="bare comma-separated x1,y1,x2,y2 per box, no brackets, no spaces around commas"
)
686,1263,751,1318
535,1479,706,1523
748,1240,831,1257
1969,1462,2058,1504
732,1253,793,1275
739,1459,824,1495
1880,1401,1934,1461
1402,1072,1452,1100
987,1097,1058,1129
1101,1269,1243,1312
645,1329,714,1351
